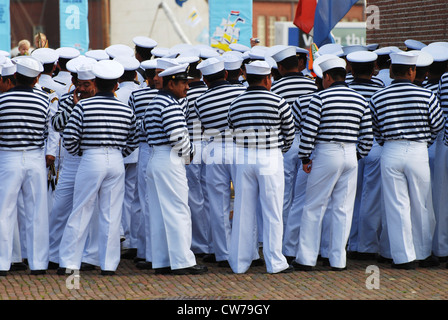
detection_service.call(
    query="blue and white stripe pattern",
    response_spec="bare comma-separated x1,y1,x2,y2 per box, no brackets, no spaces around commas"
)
291,93,314,133
437,73,448,145
270,73,317,105
298,82,373,161
185,81,208,140
369,80,444,146
127,87,159,143
0,86,50,150
63,92,138,157
51,92,74,132
347,78,384,102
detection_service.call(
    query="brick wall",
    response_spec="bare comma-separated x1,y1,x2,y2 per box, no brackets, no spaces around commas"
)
367,0,448,49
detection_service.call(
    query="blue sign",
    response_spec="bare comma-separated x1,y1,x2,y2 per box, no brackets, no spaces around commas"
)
59,0,89,53
0,0,10,52
209,0,252,52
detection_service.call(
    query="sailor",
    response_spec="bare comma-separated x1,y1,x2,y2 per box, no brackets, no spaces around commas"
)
59,59,139,275
221,52,244,86
343,45,385,87
227,60,295,274
421,44,448,93
411,50,434,87
294,55,373,271
195,57,247,267
132,36,158,87
85,49,110,62
54,47,80,88
369,51,444,269
373,46,401,87
0,57,50,276
142,62,207,275
31,48,66,98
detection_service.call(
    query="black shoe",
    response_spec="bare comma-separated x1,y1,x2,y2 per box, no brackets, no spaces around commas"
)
391,261,417,270
357,252,378,260
330,266,347,271
10,262,28,271
56,267,67,275
30,269,46,275
0,270,7,277
437,256,448,262
133,257,145,263
172,264,208,275
418,255,440,268
48,261,59,270
347,251,359,260
121,248,137,260
80,262,96,271
217,260,230,268
154,267,172,275
136,261,153,270
285,256,295,264
100,270,115,276
202,254,217,263
278,265,294,273
291,261,314,271
321,257,330,266
377,255,393,264
251,258,265,267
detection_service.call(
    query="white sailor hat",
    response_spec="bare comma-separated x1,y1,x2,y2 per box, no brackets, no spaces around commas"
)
317,43,344,57
151,47,170,58
422,45,448,62
264,55,278,70
229,43,251,53
169,43,194,57
1,58,16,76
199,47,220,59
0,50,10,57
245,60,271,75
133,36,158,49
66,56,97,73
367,43,379,51
113,55,140,71
248,46,268,60
404,39,426,50
31,48,59,65
221,54,243,70
85,49,110,61
56,47,80,60
105,44,134,58
318,55,346,74
157,58,179,70
296,47,309,55
92,59,125,80
409,50,434,67
14,56,43,78
158,63,192,80
77,63,96,81
374,46,401,56
346,51,378,63
197,57,224,75
342,45,368,56
390,51,419,65
140,59,158,70
313,54,335,79
175,56,200,65
428,41,448,48
271,45,296,63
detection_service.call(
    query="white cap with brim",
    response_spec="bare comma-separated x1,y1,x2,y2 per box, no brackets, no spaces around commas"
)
374,46,401,56
77,63,96,81
93,60,125,80
346,51,378,63
318,55,347,74
56,47,80,60
296,47,309,55
1,58,16,76
66,56,97,73
176,56,200,65
313,54,336,79
199,47,220,59
133,36,158,49
422,45,448,62
229,43,251,53
271,45,296,63
151,47,170,58
31,48,59,65
85,49,110,61
14,57,43,78
114,55,140,71
245,60,271,75
265,55,278,70
157,58,180,70
317,43,344,57
140,59,158,70
390,51,419,65
405,39,426,50
248,46,268,60
409,50,434,67
158,63,192,80
197,57,224,75
105,44,134,59
342,45,368,56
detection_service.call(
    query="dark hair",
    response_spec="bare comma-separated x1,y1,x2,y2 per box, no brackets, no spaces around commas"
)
350,62,375,77
188,61,202,79
391,64,415,77
135,46,153,61
297,53,307,64
144,68,156,80
95,78,118,92
162,77,187,88
43,63,54,74
415,66,429,80
15,73,36,86
58,58,70,71
203,69,226,83
246,73,268,86
376,55,391,69
226,69,241,80
428,61,448,78
120,70,136,82
1,75,16,85
277,55,299,70
323,67,347,81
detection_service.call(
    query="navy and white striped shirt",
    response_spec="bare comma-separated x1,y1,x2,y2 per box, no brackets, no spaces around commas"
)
346,73,385,87
186,81,207,141
436,73,448,145
227,86,295,152
0,86,50,150
270,72,317,106
194,80,246,141
291,93,314,134
298,82,373,161
347,78,384,102
424,79,440,95
369,80,444,146
51,92,74,132
63,92,138,157
128,87,159,143
143,90,193,157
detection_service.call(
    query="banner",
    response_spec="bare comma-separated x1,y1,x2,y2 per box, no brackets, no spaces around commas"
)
0,0,10,52
59,0,89,54
209,0,252,53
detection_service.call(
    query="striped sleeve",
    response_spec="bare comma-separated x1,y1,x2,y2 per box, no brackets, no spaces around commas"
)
51,93,74,132
62,102,83,155
161,103,193,158
298,94,322,160
278,98,295,153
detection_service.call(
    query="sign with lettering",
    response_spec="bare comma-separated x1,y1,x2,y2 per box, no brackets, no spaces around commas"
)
59,0,89,53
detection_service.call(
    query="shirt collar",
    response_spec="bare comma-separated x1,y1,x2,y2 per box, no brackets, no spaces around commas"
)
246,85,268,91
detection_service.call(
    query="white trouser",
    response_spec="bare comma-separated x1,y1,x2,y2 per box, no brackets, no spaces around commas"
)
187,141,212,254
296,143,358,268
137,142,152,261
0,148,49,271
381,140,435,264
431,133,448,257
282,135,300,230
347,157,364,252
121,162,141,249
59,148,125,271
203,140,235,261
146,145,197,270
230,147,289,274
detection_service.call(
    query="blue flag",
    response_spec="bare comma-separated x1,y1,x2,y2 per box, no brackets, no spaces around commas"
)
175,0,188,7
59,0,89,54
313,0,358,47
0,0,10,52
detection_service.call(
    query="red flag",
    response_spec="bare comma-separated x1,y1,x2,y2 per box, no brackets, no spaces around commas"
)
293,0,318,34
